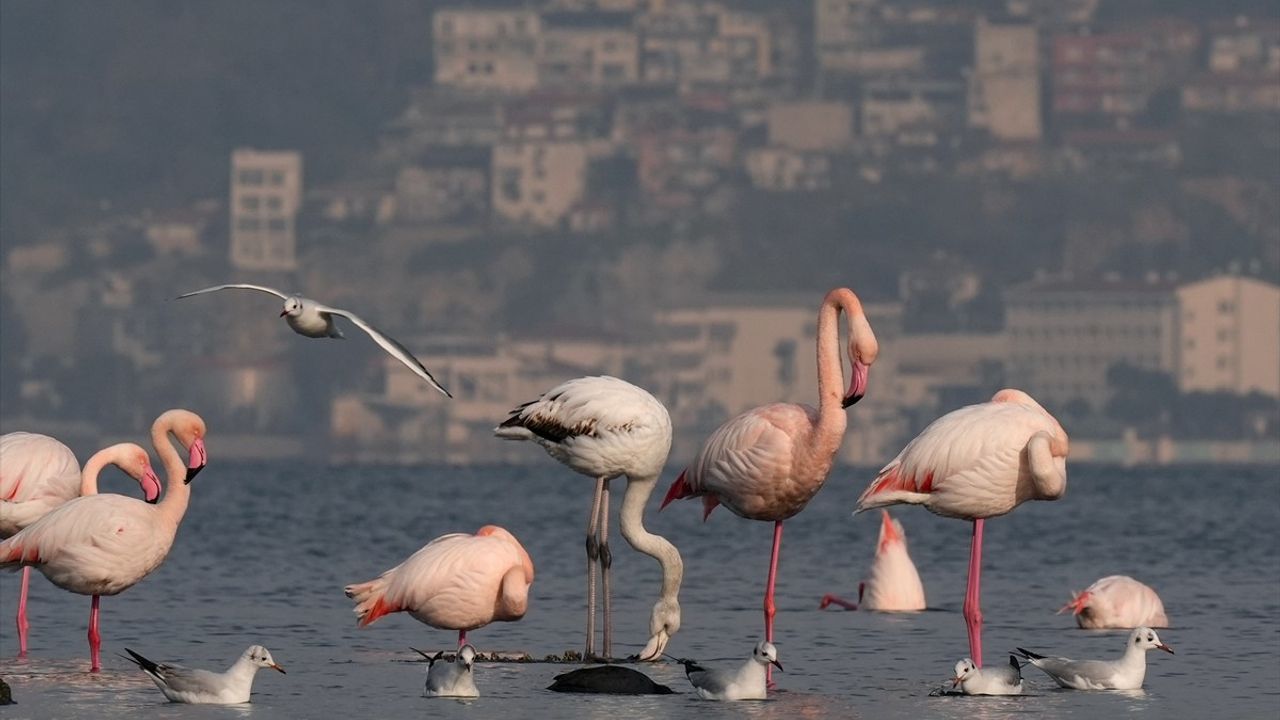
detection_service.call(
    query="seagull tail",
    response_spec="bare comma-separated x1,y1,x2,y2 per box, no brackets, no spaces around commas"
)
1012,647,1045,660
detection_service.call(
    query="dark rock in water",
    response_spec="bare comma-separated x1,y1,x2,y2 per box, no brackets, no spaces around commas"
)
547,665,674,695
0,677,13,705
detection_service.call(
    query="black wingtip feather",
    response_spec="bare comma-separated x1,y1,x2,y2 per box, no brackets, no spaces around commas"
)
124,648,160,674
1014,647,1045,660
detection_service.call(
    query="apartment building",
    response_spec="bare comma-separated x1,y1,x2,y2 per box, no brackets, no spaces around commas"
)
1177,275,1280,397
968,19,1042,141
229,149,303,272
433,9,542,92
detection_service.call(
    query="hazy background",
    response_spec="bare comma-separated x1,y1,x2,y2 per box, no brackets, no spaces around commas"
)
1,0,1277,465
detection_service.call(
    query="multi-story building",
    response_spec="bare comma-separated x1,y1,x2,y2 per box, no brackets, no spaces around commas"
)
1177,275,1280,397
968,19,1042,141
1051,33,1154,128
815,0,886,75
634,126,738,210
1004,277,1179,411
1183,17,1280,114
638,1,776,88
861,79,967,142
229,149,302,272
492,141,592,227
766,101,854,151
744,147,832,192
539,11,640,87
433,9,541,92
394,147,490,224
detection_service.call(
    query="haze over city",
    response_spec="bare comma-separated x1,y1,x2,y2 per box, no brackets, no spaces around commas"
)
1,0,1277,465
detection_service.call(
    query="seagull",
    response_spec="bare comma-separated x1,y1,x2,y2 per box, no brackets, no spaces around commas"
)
412,645,479,698
120,645,286,704
952,655,1023,695
177,284,451,398
1014,627,1174,690
547,665,674,695
677,641,782,701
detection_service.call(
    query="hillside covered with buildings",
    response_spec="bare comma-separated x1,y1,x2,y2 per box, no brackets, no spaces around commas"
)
1,0,1277,465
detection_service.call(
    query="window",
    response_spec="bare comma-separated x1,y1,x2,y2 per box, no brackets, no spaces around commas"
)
236,217,260,231
237,169,264,185
499,168,521,202
240,196,261,211
266,196,283,211
267,218,288,232
268,171,285,186
1218,300,1235,313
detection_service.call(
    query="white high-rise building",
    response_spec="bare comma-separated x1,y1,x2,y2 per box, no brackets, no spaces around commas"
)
969,19,1042,141
1177,275,1280,397
229,149,303,272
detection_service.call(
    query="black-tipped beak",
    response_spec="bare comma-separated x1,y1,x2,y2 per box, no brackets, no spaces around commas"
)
771,659,784,673
271,663,286,674
279,309,289,317
185,465,203,483
146,495,159,505
841,392,862,409
1158,643,1174,655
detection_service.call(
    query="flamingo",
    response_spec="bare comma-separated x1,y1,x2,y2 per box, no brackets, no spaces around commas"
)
1,433,164,657
344,525,534,648
495,376,682,661
820,509,926,612
661,287,878,682
1,432,81,656
1060,575,1168,629
0,410,207,671
855,389,1068,667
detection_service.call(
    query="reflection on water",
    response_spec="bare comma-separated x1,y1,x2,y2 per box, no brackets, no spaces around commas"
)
0,463,1276,719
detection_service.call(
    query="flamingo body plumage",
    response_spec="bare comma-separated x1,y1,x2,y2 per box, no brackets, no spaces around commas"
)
1061,575,1168,629
345,525,534,644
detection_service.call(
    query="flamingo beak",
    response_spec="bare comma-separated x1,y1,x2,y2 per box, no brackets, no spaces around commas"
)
770,658,784,673
1057,591,1089,616
270,663,286,673
1157,643,1174,655
185,438,207,483
142,468,162,504
842,360,869,408
638,631,669,662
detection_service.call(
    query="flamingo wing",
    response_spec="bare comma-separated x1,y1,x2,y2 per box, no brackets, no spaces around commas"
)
497,376,661,443
1,433,81,534
0,495,150,569
855,401,1055,514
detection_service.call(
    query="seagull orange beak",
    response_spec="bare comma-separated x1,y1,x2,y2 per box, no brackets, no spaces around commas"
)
271,663,286,673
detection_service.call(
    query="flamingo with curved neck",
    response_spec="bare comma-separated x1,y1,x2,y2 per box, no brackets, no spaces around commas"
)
495,375,681,660
0,410,207,671
661,287,878,683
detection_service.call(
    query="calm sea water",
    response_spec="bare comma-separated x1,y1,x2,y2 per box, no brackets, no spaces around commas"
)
1,462,1277,719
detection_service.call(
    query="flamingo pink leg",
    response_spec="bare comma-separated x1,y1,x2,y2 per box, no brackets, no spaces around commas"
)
88,594,102,672
458,629,467,648
17,566,31,655
963,518,985,668
764,521,783,685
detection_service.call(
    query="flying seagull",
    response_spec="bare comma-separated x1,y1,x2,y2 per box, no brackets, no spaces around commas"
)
177,284,451,398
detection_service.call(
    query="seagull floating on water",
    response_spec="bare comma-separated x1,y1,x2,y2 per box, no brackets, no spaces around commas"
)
677,641,782,701
547,665,674,695
1014,627,1173,690
177,284,451,397
412,645,479,698
121,645,285,704
951,655,1023,695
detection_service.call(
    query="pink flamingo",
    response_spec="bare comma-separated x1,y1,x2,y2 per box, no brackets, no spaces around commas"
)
820,509,926,612
0,410,207,671
2,432,81,656
661,287,878,683
855,389,1068,667
1060,575,1168,629
1,432,163,656
345,525,534,648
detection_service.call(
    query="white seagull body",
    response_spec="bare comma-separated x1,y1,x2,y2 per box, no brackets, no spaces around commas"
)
952,655,1023,695
416,645,480,698
1015,627,1174,690
680,641,782,701
177,283,451,397
1060,575,1169,629
122,645,285,704
495,375,681,661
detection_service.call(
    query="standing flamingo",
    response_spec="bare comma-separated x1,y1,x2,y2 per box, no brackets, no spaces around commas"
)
855,389,1068,667
661,287,878,682
820,509,926,612
2,432,81,656
0,410,207,671
345,525,534,650
494,376,682,661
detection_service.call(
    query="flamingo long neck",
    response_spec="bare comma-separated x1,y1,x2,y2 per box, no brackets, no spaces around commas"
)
151,418,191,525
78,447,123,496
812,291,852,463
619,475,683,603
